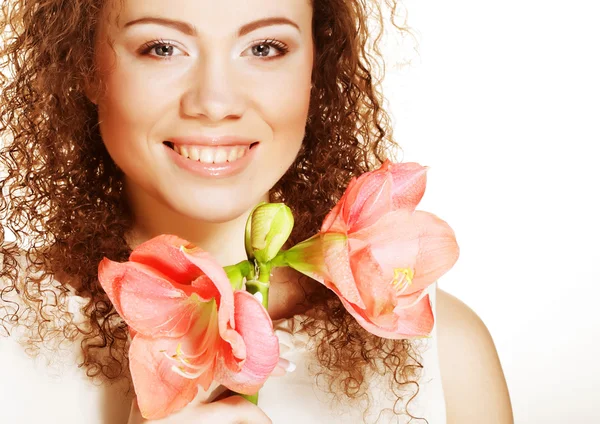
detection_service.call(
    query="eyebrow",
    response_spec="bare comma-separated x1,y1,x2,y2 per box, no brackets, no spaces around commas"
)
123,16,301,37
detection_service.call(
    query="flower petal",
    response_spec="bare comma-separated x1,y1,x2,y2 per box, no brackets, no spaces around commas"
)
322,232,366,309
323,161,428,234
178,247,243,359
177,298,222,375
346,172,394,232
129,234,204,284
98,259,196,337
338,292,434,339
129,335,202,420
351,210,459,295
388,161,428,212
321,177,357,233
215,290,279,394
283,234,331,284
348,246,398,318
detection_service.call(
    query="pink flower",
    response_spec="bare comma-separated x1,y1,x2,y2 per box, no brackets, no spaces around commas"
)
98,235,279,419
284,160,459,339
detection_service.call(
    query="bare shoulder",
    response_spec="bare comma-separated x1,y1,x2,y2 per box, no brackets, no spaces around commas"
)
435,287,514,424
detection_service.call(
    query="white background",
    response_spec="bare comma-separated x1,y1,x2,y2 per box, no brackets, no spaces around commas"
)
381,1,600,423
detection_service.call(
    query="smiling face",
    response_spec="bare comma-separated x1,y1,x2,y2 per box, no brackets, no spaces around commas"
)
92,0,314,223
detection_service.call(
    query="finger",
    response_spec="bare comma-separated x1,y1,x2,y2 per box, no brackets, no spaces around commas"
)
270,365,286,377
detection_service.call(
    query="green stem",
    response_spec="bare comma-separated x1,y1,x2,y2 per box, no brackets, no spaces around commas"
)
270,250,288,269
223,260,253,291
238,260,272,405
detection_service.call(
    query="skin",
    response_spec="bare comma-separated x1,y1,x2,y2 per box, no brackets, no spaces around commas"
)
90,0,514,421
91,0,314,268
437,288,515,423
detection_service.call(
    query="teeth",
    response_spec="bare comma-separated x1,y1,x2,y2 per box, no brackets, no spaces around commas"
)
214,148,228,164
188,147,200,161
172,144,250,164
180,146,189,158
199,148,214,163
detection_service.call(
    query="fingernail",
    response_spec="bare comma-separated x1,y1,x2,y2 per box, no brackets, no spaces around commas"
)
278,357,296,373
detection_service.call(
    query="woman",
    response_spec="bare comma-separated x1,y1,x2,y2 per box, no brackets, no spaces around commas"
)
0,0,513,422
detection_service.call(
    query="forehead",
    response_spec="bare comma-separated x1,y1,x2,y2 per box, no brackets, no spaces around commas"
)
104,0,313,37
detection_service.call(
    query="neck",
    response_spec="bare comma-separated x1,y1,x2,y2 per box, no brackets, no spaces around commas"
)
122,178,318,320
124,179,269,267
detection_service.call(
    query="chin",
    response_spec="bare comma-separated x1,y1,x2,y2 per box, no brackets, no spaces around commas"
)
167,192,258,224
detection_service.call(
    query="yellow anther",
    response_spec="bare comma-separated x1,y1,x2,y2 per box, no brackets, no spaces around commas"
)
390,268,414,294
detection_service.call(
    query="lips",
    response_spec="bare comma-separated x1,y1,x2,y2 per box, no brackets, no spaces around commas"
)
164,140,258,178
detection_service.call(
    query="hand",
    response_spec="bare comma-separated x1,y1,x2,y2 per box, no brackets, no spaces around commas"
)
127,357,295,423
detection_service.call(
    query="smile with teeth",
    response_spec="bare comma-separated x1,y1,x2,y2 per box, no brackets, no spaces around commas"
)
169,143,251,164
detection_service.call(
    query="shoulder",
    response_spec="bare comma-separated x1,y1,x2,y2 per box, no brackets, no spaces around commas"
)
435,287,514,424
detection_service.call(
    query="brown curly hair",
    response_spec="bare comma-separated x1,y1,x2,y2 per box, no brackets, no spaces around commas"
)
1,0,429,422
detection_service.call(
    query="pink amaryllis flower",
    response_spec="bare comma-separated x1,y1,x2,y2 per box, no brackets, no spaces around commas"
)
283,160,459,339
98,235,279,419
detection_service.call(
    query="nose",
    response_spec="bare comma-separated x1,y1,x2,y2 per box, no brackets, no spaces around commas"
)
181,58,245,122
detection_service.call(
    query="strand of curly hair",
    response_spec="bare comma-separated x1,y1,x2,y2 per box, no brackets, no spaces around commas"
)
1,0,429,422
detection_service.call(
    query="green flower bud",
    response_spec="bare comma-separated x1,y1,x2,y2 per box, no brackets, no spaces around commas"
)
245,202,294,264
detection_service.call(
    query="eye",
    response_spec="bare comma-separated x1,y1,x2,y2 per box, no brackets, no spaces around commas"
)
138,38,290,61
243,39,290,60
139,39,183,60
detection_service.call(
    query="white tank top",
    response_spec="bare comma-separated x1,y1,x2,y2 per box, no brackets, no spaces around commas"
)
260,282,447,423
0,275,446,423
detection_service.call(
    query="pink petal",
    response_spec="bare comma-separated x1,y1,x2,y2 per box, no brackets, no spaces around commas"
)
342,171,390,230
393,289,427,309
325,161,427,233
388,162,428,212
129,234,204,284
189,274,220,301
410,213,460,288
322,232,366,309
215,290,279,394
176,298,222,381
178,247,242,358
98,259,196,337
351,210,459,295
129,335,202,420
321,177,357,233
346,172,394,232
348,246,398,318
338,292,434,339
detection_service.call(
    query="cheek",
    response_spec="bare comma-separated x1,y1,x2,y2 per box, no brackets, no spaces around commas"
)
258,67,312,149
99,73,160,135
266,87,310,131
96,67,178,167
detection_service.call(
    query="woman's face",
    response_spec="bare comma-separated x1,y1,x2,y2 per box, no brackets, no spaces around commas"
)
92,0,314,222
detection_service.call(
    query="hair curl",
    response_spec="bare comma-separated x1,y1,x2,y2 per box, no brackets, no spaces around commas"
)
1,0,429,422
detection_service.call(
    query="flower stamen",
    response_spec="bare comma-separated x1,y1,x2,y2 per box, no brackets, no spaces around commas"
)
390,268,414,295
161,343,211,379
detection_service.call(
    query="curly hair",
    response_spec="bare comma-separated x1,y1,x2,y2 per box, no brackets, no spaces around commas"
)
0,0,429,422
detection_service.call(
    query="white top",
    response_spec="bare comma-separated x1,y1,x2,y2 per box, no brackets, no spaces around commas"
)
0,278,446,423
260,282,446,424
